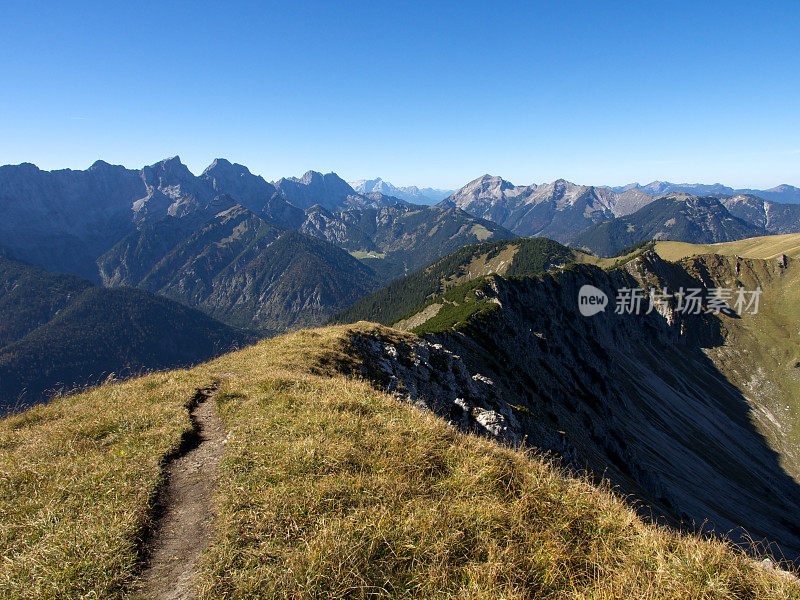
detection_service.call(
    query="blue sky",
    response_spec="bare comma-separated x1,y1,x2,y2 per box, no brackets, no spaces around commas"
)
1,1,798,189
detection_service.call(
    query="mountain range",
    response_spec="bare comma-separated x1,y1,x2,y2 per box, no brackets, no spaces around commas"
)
610,181,800,204
3,155,800,591
98,204,380,334
276,171,403,211
0,158,513,333
3,156,800,405
349,177,454,205
571,194,768,256
299,202,513,281
720,194,800,234
443,175,800,256
444,175,654,242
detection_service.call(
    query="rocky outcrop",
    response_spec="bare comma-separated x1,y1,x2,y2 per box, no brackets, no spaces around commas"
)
350,332,525,443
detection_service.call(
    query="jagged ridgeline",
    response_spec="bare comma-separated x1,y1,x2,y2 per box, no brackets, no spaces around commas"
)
332,237,581,326
0,159,516,334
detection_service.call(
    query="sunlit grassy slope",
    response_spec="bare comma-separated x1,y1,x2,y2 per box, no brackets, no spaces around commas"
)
654,233,800,262
1,324,798,599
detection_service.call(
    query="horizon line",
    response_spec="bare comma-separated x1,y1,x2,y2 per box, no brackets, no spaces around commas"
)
1,156,797,192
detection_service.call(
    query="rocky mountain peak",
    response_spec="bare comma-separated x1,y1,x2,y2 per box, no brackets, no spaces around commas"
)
160,155,186,169
461,174,514,193
288,170,354,194
202,158,234,174
273,170,378,211
299,170,324,185
142,156,194,185
89,159,114,171
551,178,577,195
201,158,259,182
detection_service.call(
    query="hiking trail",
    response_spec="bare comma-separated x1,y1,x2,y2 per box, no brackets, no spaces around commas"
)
133,385,226,600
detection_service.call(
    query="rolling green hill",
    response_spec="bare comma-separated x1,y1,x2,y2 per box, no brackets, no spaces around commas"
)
333,237,577,326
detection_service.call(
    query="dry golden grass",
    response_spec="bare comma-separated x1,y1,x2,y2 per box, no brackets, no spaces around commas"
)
0,371,201,599
655,233,800,262
191,324,798,600
1,323,798,599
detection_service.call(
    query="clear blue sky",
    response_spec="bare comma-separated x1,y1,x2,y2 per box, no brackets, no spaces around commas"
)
2,0,798,189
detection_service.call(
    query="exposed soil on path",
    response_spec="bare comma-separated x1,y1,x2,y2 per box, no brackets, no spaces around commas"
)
132,386,226,600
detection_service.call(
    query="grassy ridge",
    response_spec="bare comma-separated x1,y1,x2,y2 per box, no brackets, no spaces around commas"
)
404,277,503,335
1,324,797,598
333,238,573,326
654,232,800,262
194,325,798,599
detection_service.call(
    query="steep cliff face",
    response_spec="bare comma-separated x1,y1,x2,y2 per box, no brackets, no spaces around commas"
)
349,252,800,560
0,161,143,280
0,157,301,281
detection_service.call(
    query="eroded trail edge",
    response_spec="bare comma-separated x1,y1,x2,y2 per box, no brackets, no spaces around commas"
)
134,385,226,600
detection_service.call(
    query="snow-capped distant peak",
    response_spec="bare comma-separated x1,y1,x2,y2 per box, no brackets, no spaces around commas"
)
348,177,454,205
